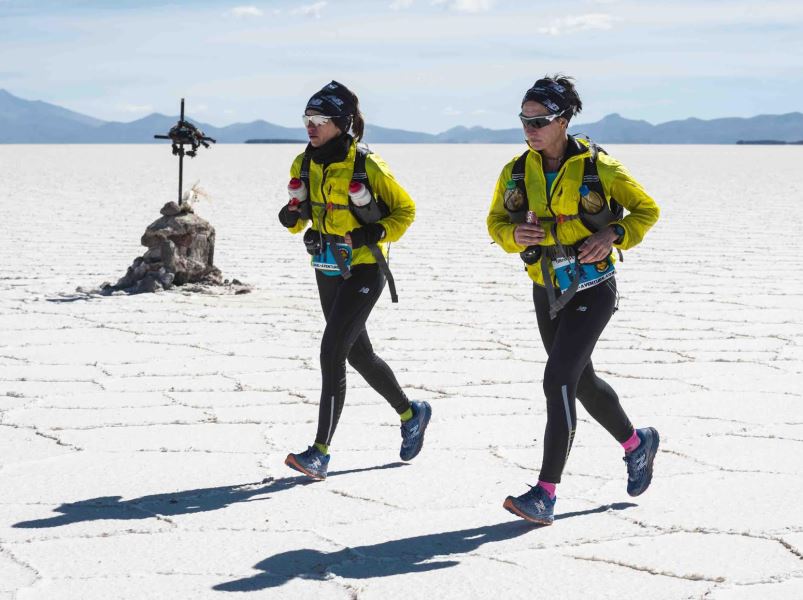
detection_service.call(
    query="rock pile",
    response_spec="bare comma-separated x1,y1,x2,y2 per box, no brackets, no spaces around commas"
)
91,201,249,295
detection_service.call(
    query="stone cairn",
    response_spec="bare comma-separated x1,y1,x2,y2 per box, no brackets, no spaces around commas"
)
90,196,250,296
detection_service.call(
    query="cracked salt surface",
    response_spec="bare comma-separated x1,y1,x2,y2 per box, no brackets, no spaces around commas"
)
1,144,802,599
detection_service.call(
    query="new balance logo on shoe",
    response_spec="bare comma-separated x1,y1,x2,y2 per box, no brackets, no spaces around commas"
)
624,427,659,496
400,401,432,461
577,306,587,312
359,287,370,294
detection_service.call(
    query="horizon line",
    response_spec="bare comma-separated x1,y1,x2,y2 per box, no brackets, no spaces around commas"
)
2,88,801,135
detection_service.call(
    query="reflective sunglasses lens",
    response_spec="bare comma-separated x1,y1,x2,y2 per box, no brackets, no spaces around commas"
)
303,115,331,127
520,115,552,129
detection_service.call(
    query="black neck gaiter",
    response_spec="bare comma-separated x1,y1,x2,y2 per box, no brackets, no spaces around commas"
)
306,133,353,167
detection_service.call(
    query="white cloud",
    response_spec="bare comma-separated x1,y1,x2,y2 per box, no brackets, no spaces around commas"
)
537,13,615,35
120,104,153,113
227,5,264,18
443,106,462,115
390,0,414,9
292,2,327,18
435,0,495,13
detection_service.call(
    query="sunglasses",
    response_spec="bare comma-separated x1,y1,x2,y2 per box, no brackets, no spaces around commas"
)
519,110,566,129
303,114,336,127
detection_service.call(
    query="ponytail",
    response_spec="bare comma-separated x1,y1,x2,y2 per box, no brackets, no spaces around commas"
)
329,86,365,141
349,90,365,141
351,108,365,142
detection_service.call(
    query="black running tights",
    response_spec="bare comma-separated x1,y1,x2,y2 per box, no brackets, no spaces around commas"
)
533,278,634,483
314,264,410,446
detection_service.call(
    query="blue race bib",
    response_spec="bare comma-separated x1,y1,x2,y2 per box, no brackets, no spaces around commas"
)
312,243,352,277
552,255,615,292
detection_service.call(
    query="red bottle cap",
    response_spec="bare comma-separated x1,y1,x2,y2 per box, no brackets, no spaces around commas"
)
288,178,303,190
349,181,363,194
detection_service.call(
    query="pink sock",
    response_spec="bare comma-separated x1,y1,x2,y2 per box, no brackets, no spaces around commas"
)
537,481,556,499
622,430,640,453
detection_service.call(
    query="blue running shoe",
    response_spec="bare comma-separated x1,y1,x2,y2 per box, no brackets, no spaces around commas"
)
503,485,555,525
285,446,329,481
400,401,432,461
624,427,660,497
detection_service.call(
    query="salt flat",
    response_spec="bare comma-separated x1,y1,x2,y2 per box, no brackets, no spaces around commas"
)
1,144,801,599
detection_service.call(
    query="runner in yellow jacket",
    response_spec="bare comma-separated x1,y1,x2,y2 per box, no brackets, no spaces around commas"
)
488,75,660,525
284,138,415,267
487,138,659,287
278,81,430,482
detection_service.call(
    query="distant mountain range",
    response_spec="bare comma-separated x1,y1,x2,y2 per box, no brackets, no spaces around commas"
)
2,89,803,144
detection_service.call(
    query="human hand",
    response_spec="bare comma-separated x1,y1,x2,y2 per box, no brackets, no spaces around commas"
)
346,223,385,248
514,223,545,246
278,204,300,228
577,227,618,263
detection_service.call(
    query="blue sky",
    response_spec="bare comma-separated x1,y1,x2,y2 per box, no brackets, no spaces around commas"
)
1,0,801,132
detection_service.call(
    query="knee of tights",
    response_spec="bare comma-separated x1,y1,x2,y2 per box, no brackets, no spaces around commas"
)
320,347,348,368
347,344,379,368
320,333,347,360
543,367,581,398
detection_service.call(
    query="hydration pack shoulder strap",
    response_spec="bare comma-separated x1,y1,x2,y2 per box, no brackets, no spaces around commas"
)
300,153,311,190
511,150,529,204
352,145,391,220
353,145,398,303
578,141,624,232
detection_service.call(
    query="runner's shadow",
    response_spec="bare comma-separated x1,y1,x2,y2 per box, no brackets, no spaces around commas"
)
13,462,407,529
214,502,637,592
556,501,636,521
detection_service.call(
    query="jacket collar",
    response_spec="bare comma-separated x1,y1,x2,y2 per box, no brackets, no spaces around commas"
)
564,134,589,160
527,134,589,164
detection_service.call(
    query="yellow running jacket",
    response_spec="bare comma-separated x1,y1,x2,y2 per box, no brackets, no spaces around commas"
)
487,136,659,286
286,141,415,267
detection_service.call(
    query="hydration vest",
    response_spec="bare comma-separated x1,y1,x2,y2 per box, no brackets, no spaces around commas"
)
510,137,624,319
510,138,624,232
300,145,399,303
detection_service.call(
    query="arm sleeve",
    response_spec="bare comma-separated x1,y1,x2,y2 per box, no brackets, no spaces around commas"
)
603,158,660,250
284,154,309,235
486,162,525,253
366,155,415,243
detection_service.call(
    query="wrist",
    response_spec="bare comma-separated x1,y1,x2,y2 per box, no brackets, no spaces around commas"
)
610,224,625,244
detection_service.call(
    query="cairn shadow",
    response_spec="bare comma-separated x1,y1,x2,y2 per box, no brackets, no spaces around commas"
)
13,462,407,529
45,294,97,303
214,502,638,592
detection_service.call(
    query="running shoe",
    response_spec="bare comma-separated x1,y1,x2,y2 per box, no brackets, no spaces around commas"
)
399,401,432,461
285,446,330,481
503,485,555,525
623,426,660,496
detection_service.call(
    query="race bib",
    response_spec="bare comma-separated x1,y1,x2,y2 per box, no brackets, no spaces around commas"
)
552,255,615,292
312,243,352,277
